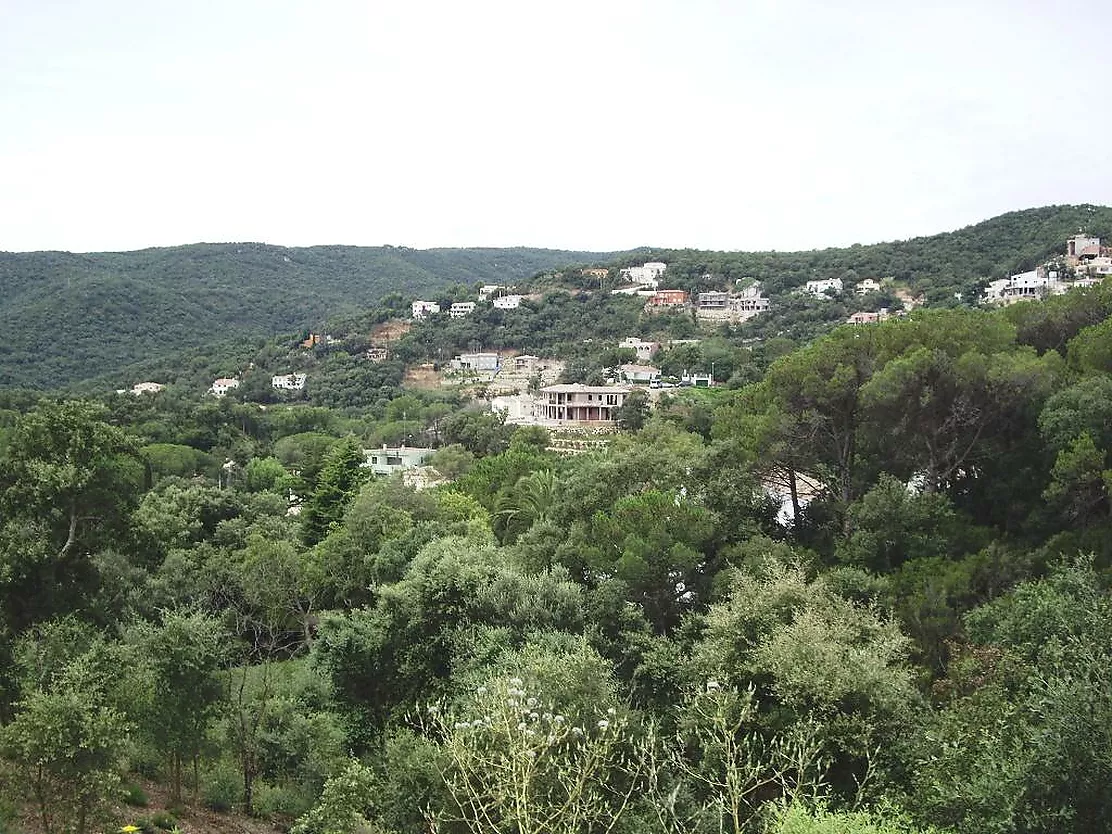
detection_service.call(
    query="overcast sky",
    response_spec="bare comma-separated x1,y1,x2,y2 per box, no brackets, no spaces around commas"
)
1,0,1109,254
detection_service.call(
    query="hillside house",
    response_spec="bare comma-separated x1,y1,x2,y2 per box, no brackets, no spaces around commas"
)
618,364,661,385
210,377,240,397
300,334,323,348
619,337,660,362
697,291,729,309
538,384,630,425
130,382,164,395
412,300,441,320
272,373,307,391
731,294,770,318
805,278,843,298
449,302,477,318
491,394,538,425
847,310,891,325
479,284,508,300
983,267,1064,305
450,352,500,372
681,371,713,387
646,289,689,307
581,268,609,282
513,354,541,373
493,294,524,310
1067,233,1101,262
621,262,667,285
365,345,389,362
855,278,882,295
362,444,433,476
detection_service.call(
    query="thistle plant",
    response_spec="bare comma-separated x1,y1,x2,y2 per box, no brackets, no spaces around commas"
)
420,676,652,834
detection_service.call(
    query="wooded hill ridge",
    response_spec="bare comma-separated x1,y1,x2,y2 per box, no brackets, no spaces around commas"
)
0,244,619,389
1,203,1110,390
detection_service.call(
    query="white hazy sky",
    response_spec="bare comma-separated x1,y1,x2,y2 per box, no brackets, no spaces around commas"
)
1,0,1109,254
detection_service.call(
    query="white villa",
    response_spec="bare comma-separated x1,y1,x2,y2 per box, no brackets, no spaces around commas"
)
362,445,433,476
983,267,1064,305
855,278,882,295
130,382,164,395
491,394,538,425
620,262,667,286
618,364,661,385
805,278,844,298
450,352,500,372
619,337,660,362
449,302,477,318
272,373,307,391
537,384,630,426
479,284,508,301
493,294,524,310
210,377,240,397
412,300,441,320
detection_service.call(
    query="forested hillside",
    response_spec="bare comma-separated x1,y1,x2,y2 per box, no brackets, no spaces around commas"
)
3,281,1112,834
633,203,1112,301
0,244,615,388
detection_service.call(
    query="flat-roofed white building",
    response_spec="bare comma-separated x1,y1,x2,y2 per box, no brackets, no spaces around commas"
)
272,373,307,391
131,382,164,395
491,394,538,425
805,278,843,298
618,364,661,385
449,302,477,318
450,352,500,372
493,294,524,310
362,445,433,476
412,300,441,319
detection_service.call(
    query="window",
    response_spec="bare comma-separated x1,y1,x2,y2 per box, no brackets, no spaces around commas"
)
387,456,402,466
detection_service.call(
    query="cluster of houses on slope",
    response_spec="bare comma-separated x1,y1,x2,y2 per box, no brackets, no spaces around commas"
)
608,262,775,324
206,372,307,397
984,232,1112,305
412,284,525,321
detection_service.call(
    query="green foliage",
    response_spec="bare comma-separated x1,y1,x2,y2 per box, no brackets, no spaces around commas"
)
769,803,940,834
201,760,242,812
419,674,651,834
291,760,379,834
301,438,369,545
130,610,227,804
1,684,131,834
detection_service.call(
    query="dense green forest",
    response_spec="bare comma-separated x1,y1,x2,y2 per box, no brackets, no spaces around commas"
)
3,205,1110,392
3,273,1112,833
0,244,617,389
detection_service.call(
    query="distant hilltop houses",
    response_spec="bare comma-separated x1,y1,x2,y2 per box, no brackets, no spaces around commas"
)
116,381,164,395
411,284,527,320
984,231,1112,305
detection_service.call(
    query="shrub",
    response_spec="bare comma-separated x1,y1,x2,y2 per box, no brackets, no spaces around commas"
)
122,782,149,807
201,762,241,812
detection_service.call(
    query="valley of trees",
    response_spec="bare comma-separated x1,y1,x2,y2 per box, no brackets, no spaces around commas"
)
3,270,1112,834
